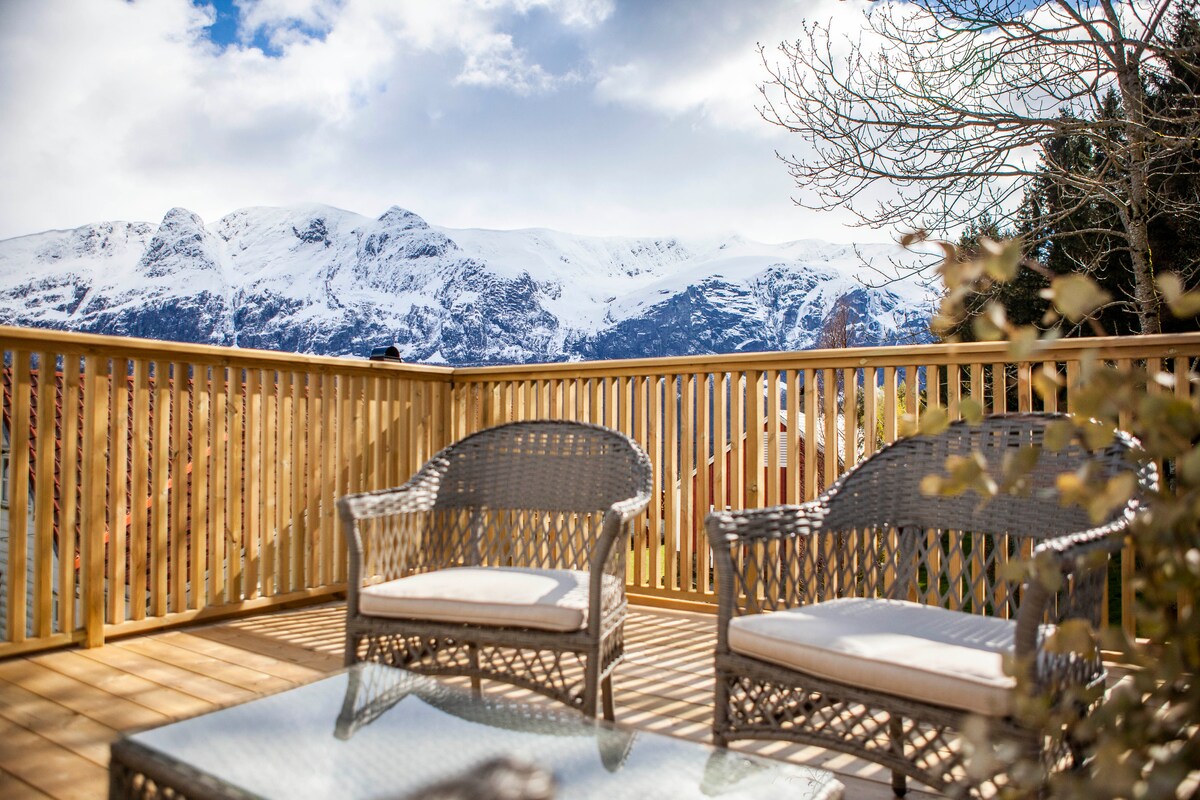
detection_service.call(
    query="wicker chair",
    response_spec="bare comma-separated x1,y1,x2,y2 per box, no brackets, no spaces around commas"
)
707,413,1155,797
339,420,653,719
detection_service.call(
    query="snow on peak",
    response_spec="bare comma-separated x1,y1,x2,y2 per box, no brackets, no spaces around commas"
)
0,203,937,365
377,205,430,232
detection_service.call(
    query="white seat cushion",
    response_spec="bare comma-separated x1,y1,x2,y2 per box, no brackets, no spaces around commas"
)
727,597,1020,716
359,566,604,633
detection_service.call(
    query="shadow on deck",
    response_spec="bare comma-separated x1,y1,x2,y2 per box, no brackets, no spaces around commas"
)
0,603,940,799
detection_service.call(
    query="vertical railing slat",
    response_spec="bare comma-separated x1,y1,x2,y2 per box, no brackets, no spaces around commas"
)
127,360,148,623
191,367,210,610
33,351,57,638
81,356,108,648
245,370,261,598
6,351,32,643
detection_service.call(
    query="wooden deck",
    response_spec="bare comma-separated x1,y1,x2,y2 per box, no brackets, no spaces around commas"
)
0,602,939,800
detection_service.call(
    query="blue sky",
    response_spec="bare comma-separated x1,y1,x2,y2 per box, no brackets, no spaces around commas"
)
0,0,877,243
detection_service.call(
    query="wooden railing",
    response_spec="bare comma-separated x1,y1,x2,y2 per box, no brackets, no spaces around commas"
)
449,334,1200,622
3,325,1199,657
0,326,453,656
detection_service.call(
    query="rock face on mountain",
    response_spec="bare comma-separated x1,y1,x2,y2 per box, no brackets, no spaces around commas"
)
0,204,935,364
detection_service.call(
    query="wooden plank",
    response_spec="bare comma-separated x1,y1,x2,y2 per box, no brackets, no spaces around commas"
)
106,358,130,627
244,370,261,599
713,373,729,514
335,374,351,582
804,368,817,499
305,373,322,588
276,372,293,593
7,350,32,643
881,367,897,446
663,374,679,592
823,368,837,489
80,357,109,648
745,371,763,507
904,364,918,423
60,359,84,634
33,352,57,639
844,368,858,472
863,366,877,458
228,370,245,600
127,360,148,625
1017,363,1032,412
970,363,983,411
765,370,781,507
320,372,336,587
696,373,712,596
680,374,695,592
291,373,308,589
262,372,279,596
994,363,1008,413
731,373,745,509
0,679,118,766
169,362,187,613
785,370,800,503
649,376,663,588
210,366,228,605
631,377,648,589
0,714,109,800
191,367,210,610
0,326,455,377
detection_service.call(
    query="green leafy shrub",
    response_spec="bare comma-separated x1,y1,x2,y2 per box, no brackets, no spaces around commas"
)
918,235,1200,798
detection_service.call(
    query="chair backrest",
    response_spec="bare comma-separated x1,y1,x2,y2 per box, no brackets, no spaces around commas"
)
813,413,1152,615
820,413,1145,536
429,420,651,514
411,420,651,572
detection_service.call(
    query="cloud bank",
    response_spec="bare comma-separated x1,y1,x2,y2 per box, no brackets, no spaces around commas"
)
0,0,878,243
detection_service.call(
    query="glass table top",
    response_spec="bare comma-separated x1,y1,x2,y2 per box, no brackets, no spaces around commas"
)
122,663,843,800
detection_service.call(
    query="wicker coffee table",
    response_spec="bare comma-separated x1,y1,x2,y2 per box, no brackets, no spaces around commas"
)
110,663,844,799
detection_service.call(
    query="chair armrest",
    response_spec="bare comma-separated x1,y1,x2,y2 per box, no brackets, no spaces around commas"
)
707,504,828,639
587,492,653,634
1013,514,1136,694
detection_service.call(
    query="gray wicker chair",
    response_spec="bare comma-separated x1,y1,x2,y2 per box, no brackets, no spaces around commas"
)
707,413,1155,797
339,420,653,719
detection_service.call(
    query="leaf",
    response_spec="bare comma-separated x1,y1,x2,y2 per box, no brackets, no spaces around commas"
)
1007,326,1042,360
1042,274,1112,323
1090,472,1137,524
971,301,1007,341
999,444,1041,493
1179,445,1200,486
1158,272,1200,318
1079,418,1115,450
918,406,950,435
1032,366,1061,404
1045,618,1098,657
1044,420,1075,451
960,397,985,424
979,237,1023,282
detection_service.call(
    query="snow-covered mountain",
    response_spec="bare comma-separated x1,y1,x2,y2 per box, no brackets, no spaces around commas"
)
0,204,936,365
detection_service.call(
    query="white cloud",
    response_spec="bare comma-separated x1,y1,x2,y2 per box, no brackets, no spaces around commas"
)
0,0,881,245
590,0,867,134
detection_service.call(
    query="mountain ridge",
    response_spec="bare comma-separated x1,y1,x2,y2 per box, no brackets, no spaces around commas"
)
0,203,936,365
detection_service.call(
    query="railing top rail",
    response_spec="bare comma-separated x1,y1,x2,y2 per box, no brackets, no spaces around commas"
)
0,325,456,377
450,332,1200,381
4,325,1199,383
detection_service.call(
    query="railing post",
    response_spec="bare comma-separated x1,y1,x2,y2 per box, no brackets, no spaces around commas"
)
81,355,109,648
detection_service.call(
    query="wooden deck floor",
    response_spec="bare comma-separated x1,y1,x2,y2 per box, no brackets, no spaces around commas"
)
0,602,939,799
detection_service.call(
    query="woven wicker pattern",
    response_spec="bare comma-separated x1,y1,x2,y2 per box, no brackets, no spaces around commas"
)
340,420,652,718
707,413,1156,797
